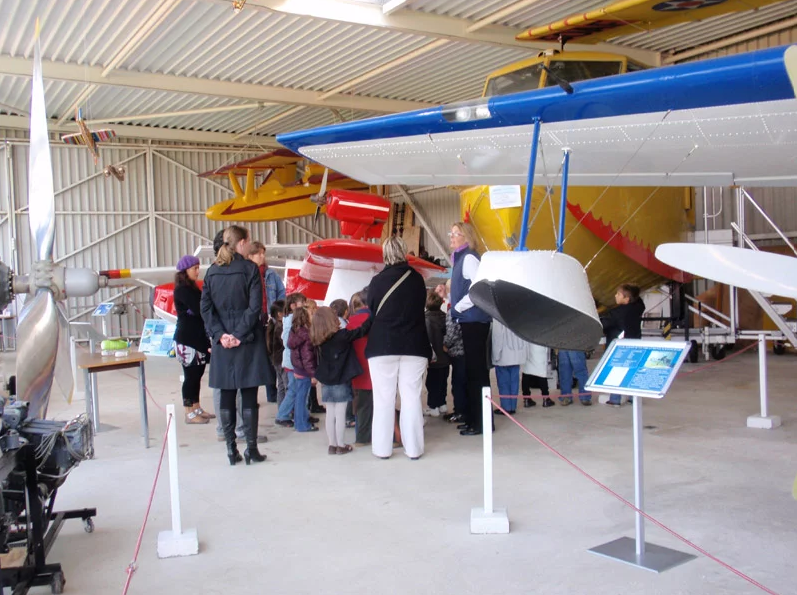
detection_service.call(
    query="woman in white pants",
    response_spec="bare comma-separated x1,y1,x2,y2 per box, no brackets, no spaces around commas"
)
365,237,431,460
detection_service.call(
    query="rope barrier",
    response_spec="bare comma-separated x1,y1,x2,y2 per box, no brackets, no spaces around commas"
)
680,341,758,375
121,413,173,595
488,392,781,595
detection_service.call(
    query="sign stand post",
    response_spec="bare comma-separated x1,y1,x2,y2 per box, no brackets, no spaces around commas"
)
586,339,696,573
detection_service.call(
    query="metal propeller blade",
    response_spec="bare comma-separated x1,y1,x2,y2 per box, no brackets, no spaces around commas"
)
318,167,328,197
53,304,75,404
28,21,55,263
16,292,59,418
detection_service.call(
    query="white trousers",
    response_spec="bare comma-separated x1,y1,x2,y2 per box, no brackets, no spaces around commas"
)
368,355,427,458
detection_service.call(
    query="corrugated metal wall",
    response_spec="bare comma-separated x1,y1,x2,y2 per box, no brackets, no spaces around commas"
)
390,186,461,263
0,131,335,339
689,26,797,244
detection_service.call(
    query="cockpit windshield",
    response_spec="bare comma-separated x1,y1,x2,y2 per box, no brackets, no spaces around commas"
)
485,60,624,97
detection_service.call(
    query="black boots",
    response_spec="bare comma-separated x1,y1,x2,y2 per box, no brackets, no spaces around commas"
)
241,405,266,465
219,408,241,466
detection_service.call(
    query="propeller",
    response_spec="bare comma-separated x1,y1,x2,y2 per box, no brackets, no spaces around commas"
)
7,22,104,418
310,168,328,233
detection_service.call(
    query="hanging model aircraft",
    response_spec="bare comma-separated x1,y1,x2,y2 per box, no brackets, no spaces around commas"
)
60,108,116,165
199,150,369,223
276,44,797,347
515,0,788,44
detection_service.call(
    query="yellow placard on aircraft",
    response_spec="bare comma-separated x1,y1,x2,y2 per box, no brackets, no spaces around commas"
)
516,0,786,44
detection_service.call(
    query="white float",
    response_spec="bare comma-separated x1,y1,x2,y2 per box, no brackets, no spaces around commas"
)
469,250,602,351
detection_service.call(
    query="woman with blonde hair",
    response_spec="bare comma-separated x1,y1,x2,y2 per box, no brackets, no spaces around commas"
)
448,221,493,436
365,236,430,460
201,225,271,465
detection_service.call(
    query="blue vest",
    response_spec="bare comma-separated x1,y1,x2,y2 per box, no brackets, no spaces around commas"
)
450,247,491,324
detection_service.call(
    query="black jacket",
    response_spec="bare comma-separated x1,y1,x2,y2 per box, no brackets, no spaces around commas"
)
425,310,449,368
315,318,372,386
173,283,210,353
201,253,272,390
602,300,645,343
365,262,432,360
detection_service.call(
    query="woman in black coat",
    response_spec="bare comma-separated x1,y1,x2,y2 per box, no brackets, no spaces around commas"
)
201,225,272,466
366,236,431,460
173,254,212,425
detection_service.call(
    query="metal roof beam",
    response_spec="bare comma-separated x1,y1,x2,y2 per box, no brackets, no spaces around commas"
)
0,114,280,146
0,56,433,113
467,0,543,33
85,103,266,125
234,105,306,140
240,0,660,65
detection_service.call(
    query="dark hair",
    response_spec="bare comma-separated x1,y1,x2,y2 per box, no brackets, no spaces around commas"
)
174,270,195,289
213,229,225,256
425,290,443,311
284,293,306,315
329,299,348,319
311,307,340,346
292,307,310,330
618,284,641,302
270,300,285,320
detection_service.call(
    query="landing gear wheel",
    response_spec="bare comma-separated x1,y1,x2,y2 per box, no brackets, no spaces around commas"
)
51,570,65,594
84,518,94,533
688,340,699,363
710,345,726,360
773,342,786,356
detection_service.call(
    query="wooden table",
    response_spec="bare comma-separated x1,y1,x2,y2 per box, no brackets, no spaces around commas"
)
77,351,149,448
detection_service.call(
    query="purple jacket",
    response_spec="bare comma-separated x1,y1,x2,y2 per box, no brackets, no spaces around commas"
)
288,326,316,378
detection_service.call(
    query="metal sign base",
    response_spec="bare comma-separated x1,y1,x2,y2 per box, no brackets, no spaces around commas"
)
589,537,696,573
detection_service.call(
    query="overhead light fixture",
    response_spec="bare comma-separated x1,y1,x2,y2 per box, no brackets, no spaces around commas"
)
442,99,492,123
232,0,247,13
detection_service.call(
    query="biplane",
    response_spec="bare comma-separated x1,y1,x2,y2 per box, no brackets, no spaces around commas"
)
199,149,369,223
60,108,116,165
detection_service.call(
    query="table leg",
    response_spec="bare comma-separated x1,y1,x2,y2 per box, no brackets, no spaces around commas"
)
139,362,149,448
83,369,99,432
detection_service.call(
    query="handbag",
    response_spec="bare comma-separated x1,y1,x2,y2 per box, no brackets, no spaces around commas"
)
376,269,412,315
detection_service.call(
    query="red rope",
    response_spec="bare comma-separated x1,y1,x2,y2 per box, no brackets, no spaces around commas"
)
489,398,781,595
122,413,172,595
681,340,758,375
120,370,165,412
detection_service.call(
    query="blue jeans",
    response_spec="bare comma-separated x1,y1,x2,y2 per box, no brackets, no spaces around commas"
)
276,370,295,422
558,350,591,402
495,365,520,412
282,373,313,431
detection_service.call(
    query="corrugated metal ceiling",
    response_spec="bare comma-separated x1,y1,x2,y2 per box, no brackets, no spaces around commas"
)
0,0,794,142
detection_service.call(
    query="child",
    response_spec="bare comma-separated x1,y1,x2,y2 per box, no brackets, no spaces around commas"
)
347,290,373,445
329,299,349,329
491,320,527,414
312,306,372,454
266,300,286,408
522,342,555,408
304,298,325,415
603,284,645,406
424,290,450,417
275,293,305,427
286,307,319,432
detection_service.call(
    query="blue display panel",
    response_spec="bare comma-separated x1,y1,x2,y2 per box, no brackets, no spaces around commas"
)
586,339,691,398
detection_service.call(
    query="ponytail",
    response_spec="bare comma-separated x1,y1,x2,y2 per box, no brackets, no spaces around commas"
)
214,224,249,266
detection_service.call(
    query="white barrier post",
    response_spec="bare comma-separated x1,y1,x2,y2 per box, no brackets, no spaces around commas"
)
470,387,509,534
157,404,199,558
747,333,781,429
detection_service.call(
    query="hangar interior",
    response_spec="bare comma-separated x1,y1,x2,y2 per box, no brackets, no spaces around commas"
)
0,0,796,594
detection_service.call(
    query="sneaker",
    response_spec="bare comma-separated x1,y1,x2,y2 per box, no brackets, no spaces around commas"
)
185,411,209,424
194,407,216,420
425,407,440,417
523,398,536,408
275,419,294,428
542,398,555,408
559,397,573,406
438,405,448,414
216,435,225,442
580,399,592,406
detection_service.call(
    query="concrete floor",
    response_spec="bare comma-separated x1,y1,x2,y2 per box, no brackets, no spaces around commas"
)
4,347,796,595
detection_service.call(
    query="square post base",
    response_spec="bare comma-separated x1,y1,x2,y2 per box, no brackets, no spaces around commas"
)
747,415,781,429
470,507,509,534
157,528,199,558
589,537,695,573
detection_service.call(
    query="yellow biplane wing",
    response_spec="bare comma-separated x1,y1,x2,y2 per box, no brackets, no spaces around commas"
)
516,0,786,44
